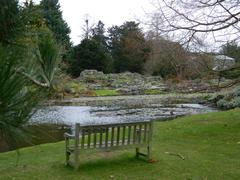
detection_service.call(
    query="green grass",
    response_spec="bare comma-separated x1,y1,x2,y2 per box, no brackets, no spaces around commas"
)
144,89,166,95
94,89,119,96
0,109,240,179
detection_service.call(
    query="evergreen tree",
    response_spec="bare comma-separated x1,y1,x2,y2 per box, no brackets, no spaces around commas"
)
221,41,240,63
40,0,71,48
108,21,150,73
92,21,108,47
220,41,240,79
69,21,112,77
70,38,112,77
21,0,44,29
0,0,21,44
91,21,113,71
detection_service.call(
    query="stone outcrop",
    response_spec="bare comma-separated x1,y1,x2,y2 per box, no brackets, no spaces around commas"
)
77,70,167,94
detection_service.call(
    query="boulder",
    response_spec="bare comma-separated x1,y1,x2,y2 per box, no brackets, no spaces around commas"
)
75,70,167,94
78,70,106,82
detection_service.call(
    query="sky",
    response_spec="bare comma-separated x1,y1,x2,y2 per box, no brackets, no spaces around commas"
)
18,0,238,51
21,0,153,45
60,0,153,44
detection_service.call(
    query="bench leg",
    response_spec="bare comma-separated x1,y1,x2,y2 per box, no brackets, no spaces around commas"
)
136,147,140,158
65,137,70,165
74,150,80,170
66,151,70,165
147,145,152,161
74,123,80,170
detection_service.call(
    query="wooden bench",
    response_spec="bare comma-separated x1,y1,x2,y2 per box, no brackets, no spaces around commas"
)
64,121,153,169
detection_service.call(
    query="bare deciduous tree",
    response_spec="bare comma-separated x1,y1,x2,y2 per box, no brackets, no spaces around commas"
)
81,14,95,40
148,0,240,49
144,35,212,79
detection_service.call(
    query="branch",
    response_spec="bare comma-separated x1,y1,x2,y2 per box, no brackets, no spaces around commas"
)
165,152,185,160
162,0,240,29
15,68,49,88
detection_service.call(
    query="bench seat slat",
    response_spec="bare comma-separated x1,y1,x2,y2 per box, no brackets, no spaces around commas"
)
67,140,147,151
65,121,153,169
79,121,150,129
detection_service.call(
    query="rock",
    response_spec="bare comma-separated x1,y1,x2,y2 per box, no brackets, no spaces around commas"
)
64,87,71,94
75,70,167,94
64,87,73,94
78,70,106,82
87,84,104,90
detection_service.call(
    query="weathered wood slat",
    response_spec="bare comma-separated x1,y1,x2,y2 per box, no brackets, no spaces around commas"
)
68,140,147,150
133,125,136,144
117,127,120,146
147,121,153,160
80,121,150,129
111,127,114,147
93,130,97,148
87,129,91,148
99,128,103,148
127,126,131,145
74,123,80,169
139,124,142,144
122,126,126,145
144,123,147,142
65,121,153,169
105,127,109,148
81,129,85,149
65,133,70,163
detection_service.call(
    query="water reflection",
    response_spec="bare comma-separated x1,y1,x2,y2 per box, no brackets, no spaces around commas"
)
0,124,71,152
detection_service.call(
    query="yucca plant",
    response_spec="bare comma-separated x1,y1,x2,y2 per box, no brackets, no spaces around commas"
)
21,30,61,89
36,32,61,88
0,45,39,150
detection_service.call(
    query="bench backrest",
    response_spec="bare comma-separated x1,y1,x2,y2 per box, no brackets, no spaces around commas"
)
74,121,153,150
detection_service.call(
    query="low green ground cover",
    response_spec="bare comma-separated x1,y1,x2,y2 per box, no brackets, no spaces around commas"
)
0,109,239,179
144,89,166,95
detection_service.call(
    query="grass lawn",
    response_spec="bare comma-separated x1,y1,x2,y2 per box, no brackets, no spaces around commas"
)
0,109,240,179
144,89,166,95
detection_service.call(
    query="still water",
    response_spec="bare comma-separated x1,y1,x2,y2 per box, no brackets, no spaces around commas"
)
31,103,217,126
0,103,217,152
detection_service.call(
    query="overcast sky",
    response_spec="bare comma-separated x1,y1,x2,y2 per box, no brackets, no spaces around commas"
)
21,0,152,45
60,0,153,44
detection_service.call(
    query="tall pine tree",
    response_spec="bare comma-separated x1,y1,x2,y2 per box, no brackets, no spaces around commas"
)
69,21,112,77
92,21,108,47
71,39,112,77
108,21,150,73
40,0,71,48
0,0,21,44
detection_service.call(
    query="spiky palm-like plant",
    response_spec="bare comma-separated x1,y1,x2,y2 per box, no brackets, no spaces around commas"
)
0,45,39,150
21,31,61,89
36,32,61,88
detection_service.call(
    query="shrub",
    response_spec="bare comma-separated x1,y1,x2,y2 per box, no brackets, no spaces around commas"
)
233,96,240,107
0,45,40,150
234,86,240,96
216,99,232,109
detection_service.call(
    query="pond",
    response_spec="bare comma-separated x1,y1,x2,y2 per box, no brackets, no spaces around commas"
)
0,95,218,152
31,103,217,126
